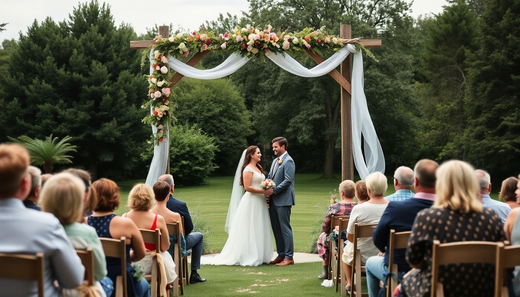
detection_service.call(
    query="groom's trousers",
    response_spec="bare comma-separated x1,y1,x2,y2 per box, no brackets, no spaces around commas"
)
269,204,294,260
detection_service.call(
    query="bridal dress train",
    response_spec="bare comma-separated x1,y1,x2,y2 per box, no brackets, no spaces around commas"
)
202,167,274,266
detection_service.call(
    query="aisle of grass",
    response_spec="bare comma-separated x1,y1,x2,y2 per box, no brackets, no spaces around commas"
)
116,174,348,253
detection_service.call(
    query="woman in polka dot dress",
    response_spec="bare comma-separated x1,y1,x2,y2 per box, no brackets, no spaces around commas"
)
400,160,506,297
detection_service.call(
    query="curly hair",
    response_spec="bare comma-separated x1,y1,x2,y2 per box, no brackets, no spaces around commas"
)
92,178,120,212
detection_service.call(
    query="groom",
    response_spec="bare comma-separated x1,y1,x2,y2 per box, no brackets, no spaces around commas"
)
266,136,296,266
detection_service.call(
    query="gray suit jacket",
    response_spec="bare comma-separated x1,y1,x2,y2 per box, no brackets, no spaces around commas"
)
0,198,84,297
268,152,295,206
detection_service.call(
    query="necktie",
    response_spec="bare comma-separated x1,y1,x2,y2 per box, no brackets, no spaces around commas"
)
273,157,280,172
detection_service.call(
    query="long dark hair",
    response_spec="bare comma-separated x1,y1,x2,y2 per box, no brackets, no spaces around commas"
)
239,145,266,186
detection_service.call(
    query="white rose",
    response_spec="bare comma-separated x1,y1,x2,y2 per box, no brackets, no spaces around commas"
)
157,81,164,87
251,48,259,54
292,37,299,44
160,66,168,74
151,78,157,84
154,91,162,98
283,40,290,50
169,36,174,42
247,45,253,52
221,43,227,50
161,56,168,63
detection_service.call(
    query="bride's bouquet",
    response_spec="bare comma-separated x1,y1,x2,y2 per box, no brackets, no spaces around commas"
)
260,179,276,190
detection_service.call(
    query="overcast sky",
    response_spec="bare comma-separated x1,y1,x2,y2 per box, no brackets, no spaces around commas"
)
0,0,448,42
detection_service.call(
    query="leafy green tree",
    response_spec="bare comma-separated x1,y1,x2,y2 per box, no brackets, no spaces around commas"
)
463,0,520,178
168,124,218,186
173,77,253,175
228,0,420,177
0,1,149,179
417,0,478,161
8,135,77,173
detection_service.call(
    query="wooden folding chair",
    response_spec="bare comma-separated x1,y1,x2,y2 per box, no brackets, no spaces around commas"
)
431,240,502,297
76,248,96,286
182,216,189,286
100,237,127,297
334,216,350,295
166,222,184,296
140,229,162,297
350,223,378,297
0,252,44,297
496,243,520,297
327,215,350,281
385,230,411,297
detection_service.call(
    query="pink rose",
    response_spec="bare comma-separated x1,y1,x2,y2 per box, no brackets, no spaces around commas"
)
154,91,162,98
305,43,311,49
161,56,168,63
221,43,227,50
264,34,270,42
282,40,290,50
182,51,189,57
224,32,229,39
236,35,243,42
325,37,330,43
162,88,171,96
201,44,208,51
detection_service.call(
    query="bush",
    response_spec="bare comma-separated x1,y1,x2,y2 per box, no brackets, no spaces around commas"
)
169,124,217,186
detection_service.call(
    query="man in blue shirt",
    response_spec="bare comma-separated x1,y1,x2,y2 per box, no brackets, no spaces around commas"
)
384,166,414,202
475,169,511,224
366,159,438,297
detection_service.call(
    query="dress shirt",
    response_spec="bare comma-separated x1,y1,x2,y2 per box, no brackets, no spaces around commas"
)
384,189,414,202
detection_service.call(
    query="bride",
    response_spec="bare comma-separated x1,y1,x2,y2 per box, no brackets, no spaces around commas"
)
202,145,274,266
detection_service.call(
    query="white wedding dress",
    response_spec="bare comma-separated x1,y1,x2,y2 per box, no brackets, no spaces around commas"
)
202,167,274,266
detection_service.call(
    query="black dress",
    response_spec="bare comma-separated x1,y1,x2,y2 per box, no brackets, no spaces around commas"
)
401,207,505,297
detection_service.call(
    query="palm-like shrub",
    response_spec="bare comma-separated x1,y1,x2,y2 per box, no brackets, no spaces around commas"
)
8,135,77,173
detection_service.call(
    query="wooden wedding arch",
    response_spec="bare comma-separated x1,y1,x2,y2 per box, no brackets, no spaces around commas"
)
131,25,381,181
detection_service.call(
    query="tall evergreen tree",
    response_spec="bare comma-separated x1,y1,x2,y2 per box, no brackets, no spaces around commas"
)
0,0,148,179
464,0,520,178
417,0,478,160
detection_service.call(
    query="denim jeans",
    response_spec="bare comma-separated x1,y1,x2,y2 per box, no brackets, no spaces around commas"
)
365,256,405,297
185,231,203,270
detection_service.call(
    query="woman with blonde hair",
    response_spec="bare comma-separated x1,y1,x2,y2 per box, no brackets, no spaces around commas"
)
400,160,505,297
123,183,176,294
88,178,149,297
40,172,112,297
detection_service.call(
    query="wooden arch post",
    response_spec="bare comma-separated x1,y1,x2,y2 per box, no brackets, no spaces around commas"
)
130,25,381,179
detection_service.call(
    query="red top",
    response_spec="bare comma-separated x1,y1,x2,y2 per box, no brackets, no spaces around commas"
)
144,215,158,251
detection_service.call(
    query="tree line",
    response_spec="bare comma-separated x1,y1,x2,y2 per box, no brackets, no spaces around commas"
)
0,0,518,184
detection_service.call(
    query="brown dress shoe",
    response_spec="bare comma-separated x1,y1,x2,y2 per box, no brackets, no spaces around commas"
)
269,256,284,264
276,259,294,266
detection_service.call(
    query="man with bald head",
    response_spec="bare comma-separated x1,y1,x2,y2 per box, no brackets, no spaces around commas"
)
366,159,438,297
384,166,414,202
0,144,84,296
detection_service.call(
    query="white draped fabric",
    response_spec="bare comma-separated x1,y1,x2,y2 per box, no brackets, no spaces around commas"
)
225,149,246,233
351,51,385,179
146,45,384,187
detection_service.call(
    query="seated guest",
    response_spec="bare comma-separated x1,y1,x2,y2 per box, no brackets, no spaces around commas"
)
158,174,206,284
400,160,506,297
40,173,52,188
366,159,438,297
317,180,357,279
23,166,42,210
0,144,84,296
151,181,186,260
384,166,414,202
503,175,520,297
342,172,389,291
123,183,177,294
476,169,511,224
40,172,113,297
500,176,520,209
64,168,97,217
355,180,370,203
88,178,149,297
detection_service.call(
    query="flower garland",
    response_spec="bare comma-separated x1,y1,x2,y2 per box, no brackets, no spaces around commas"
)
143,25,368,145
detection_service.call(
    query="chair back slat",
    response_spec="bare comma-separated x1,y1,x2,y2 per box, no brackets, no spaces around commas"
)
166,222,183,296
140,229,161,253
431,240,502,297
76,248,96,286
386,230,411,297
0,252,45,297
100,237,127,297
